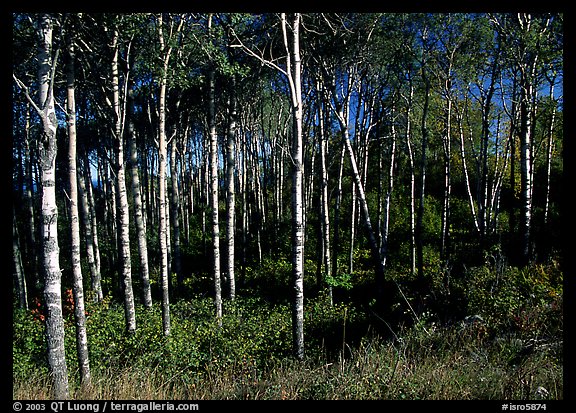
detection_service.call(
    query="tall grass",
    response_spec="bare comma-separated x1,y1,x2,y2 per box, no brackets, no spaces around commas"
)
13,261,563,400
13,322,562,400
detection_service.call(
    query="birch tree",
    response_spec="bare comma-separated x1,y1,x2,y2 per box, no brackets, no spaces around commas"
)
231,12,305,358
13,13,70,399
157,13,184,335
110,24,136,332
207,13,223,325
226,75,238,300
127,82,152,308
64,16,90,384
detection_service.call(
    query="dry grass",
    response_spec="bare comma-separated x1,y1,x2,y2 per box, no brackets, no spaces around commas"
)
13,330,562,400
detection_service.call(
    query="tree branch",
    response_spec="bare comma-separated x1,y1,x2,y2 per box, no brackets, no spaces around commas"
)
13,74,44,118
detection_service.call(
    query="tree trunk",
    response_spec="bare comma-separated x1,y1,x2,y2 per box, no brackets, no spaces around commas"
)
23,104,39,293
317,85,332,302
403,82,417,276
328,73,385,299
416,69,430,280
66,31,91,384
519,81,534,264
78,162,103,302
544,75,556,225
441,84,452,261
170,138,182,295
157,14,172,335
111,29,136,333
380,105,397,269
226,77,238,300
37,14,69,399
332,143,346,281
208,15,222,324
284,13,305,360
456,103,481,235
127,86,152,308
13,205,28,309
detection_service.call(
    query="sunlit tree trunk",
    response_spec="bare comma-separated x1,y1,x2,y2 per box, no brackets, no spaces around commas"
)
36,13,69,399
65,27,91,384
170,137,182,295
226,77,238,300
332,142,345,281
78,161,103,302
111,28,136,333
157,13,177,335
283,13,305,360
380,105,397,269
416,66,430,280
456,100,481,235
543,73,556,225
317,82,332,302
207,14,223,325
127,85,152,308
403,81,417,276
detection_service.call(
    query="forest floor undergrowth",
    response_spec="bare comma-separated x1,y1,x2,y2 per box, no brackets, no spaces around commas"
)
13,261,563,400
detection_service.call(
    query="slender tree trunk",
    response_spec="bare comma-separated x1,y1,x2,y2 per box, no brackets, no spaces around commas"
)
284,13,305,360
519,81,534,264
208,15,222,324
380,106,397,269
66,32,91,384
441,86,452,261
318,86,332,302
37,14,69,399
332,142,345,281
157,14,172,335
403,82,417,276
170,138,182,295
127,86,152,308
343,132,385,294
544,76,556,225
240,127,248,285
111,29,136,332
226,77,238,300
23,104,39,292
416,70,430,280
328,76,385,298
85,159,102,296
456,104,481,235
78,163,102,302
13,206,28,309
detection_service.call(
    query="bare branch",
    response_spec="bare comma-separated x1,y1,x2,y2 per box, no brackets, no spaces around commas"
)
13,74,43,117
229,25,288,77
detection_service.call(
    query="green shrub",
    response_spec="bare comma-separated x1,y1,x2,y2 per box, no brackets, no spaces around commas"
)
12,308,48,381
463,261,563,336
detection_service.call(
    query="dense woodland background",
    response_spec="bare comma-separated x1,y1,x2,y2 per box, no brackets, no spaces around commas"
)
12,13,564,400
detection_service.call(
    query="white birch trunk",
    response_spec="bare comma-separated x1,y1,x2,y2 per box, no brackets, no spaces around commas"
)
78,165,102,302
226,79,237,300
157,14,171,335
111,29,136,332
37,14,69,399
128,87,152,308
283,13,305,360
66,34,91,384
208,64,223,324
207,15,222,323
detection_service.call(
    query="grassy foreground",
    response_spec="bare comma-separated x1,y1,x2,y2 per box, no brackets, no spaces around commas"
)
13,261,563,400
14,327,562,400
